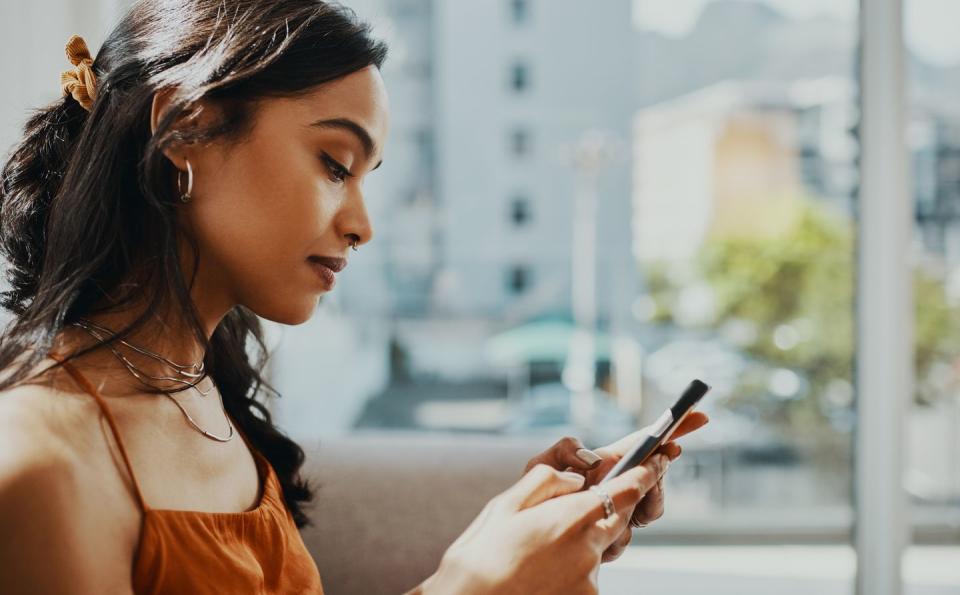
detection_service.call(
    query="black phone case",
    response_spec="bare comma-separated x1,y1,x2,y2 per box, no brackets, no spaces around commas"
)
599,379,710,484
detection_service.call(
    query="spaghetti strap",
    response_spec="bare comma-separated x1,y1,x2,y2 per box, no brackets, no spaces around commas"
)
47,351,149,512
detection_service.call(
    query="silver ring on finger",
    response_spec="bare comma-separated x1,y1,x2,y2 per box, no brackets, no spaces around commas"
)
589,485,615,519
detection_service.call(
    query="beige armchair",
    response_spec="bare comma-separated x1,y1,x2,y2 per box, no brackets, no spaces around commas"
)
299,431,550,595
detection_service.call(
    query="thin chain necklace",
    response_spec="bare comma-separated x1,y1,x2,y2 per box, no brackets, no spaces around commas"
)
70,319,235,443
76,317,205,377
73,318,211,395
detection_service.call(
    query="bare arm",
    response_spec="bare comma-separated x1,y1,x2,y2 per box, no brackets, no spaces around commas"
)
0,393,134,595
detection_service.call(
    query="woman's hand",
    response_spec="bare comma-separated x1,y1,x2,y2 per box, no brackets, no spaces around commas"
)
419,454,673,595
521,412,710,562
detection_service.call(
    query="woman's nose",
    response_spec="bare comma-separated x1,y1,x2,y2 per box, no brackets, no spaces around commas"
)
337,189,374,249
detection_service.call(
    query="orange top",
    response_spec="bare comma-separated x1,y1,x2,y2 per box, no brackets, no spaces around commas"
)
48,352,324,595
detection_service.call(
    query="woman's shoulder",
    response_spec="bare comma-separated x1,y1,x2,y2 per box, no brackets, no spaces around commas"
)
0,399,132,594
0,363,87,557
0,426,94,592
0,395,78,504
1,351,100,437
0,354,136,593
0,351,103,496
0,359,88,492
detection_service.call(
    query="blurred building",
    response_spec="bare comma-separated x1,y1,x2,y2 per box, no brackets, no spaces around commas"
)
632,74,960,269
911,108,960,261
343,0,637,325
331,0,639,385
321,0,440,318
632,77,857,263
431,0,637,326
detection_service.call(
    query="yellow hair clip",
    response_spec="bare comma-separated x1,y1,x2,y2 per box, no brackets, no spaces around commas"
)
60,35,98,112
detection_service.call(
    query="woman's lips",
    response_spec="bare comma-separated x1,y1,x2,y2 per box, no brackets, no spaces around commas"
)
306,256,347,289
307,260,338,288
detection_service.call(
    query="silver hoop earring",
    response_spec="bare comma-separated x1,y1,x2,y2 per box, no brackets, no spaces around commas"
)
178,159,194,203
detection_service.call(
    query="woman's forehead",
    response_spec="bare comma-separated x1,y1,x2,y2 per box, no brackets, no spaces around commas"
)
289,66,389,140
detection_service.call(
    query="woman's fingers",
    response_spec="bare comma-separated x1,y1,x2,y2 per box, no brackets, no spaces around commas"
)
601,528,633,563
505,463,588,511
602,454,669,517
670,411,709,441
657,441,682,461
631,475,665,527
564,453,671,541
523,436,603,475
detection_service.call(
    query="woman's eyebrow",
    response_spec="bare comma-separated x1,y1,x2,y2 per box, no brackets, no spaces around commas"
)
308,117,382,169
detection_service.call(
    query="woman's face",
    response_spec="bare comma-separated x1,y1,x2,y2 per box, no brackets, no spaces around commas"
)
172,65,389,327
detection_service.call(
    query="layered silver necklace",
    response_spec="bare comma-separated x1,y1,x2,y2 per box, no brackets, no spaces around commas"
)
71,318,235,443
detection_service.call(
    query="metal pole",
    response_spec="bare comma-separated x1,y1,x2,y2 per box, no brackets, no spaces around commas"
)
564,131,620,436
855,0,911,593
566,135,601,433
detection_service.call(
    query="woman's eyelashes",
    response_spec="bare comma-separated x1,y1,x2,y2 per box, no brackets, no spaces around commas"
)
320,152,354,184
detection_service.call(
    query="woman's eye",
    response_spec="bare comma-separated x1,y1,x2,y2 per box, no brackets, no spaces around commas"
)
321,154,351,184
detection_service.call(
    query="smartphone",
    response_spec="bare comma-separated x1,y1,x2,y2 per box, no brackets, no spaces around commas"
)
599,379,710,484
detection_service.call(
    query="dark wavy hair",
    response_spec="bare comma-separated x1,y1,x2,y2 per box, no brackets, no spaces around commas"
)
0,0,387,528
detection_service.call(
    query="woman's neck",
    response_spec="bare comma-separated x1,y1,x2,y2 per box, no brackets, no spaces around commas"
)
50,306,219,396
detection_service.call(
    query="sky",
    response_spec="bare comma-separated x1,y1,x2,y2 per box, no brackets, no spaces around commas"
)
633,0,960,67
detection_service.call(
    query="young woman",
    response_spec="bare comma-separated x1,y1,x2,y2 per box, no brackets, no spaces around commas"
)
0,1,707,593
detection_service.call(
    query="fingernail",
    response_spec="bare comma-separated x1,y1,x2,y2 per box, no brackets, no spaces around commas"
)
659,453,671,470
560,471,586,483
575,448,602,467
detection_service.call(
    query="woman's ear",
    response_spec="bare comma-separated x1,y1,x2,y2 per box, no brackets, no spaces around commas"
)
150,88,177,137
150,89,219,168
151,88,189,168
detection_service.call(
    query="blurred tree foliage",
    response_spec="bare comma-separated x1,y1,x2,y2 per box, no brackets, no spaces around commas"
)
644,198,960,437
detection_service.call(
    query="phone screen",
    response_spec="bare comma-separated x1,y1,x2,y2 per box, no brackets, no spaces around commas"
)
599,379,710,484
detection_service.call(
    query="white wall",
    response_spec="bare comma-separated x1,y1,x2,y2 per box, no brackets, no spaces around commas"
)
0,0,125,157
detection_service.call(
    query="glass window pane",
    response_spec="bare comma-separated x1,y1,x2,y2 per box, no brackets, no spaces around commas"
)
904,0,960,584
626,2,859,592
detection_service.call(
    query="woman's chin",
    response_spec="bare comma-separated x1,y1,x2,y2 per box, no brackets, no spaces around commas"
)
253,295,327,326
